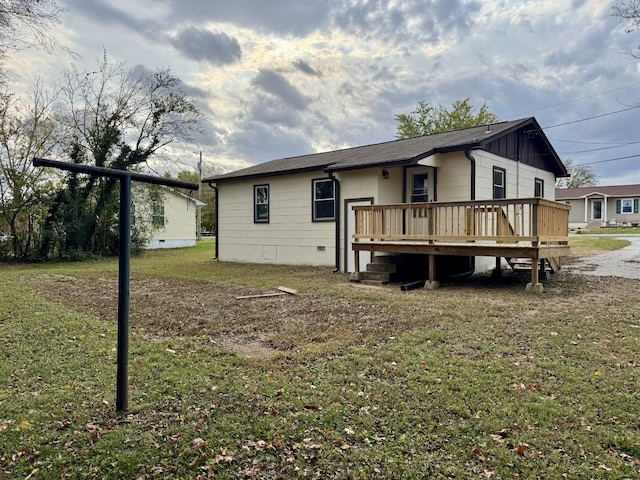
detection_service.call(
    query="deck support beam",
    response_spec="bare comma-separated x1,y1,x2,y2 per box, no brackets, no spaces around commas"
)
425,254,440,290
525,256,543,293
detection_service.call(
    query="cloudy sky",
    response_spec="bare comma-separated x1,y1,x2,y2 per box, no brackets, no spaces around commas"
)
8,0,640,185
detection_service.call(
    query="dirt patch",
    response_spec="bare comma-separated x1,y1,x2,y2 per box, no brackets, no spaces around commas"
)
27,271,640,360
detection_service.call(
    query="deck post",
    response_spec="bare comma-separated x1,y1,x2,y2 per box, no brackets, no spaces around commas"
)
491,257,503,278
526,256,543,293
425,254,440,290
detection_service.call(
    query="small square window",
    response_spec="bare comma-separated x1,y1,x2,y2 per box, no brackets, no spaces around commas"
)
254,184,269,223
313,178,335,221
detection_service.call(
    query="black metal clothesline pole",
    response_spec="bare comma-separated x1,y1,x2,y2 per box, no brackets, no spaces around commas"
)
33,158,199,412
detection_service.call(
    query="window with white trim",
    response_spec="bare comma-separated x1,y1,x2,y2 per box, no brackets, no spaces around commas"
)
254,184,269,223
312,178,335,221
617,198,639,215
152,204,165,228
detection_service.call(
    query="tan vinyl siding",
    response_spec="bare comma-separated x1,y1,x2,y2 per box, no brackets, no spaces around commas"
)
473,150,556,201
433,152,472,202
218,171,335,266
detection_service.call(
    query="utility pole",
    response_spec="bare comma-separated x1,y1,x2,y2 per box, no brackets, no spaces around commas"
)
197,150,202,238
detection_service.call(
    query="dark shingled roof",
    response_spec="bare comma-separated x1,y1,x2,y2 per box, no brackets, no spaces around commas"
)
556,184,640,199
204,117,558,183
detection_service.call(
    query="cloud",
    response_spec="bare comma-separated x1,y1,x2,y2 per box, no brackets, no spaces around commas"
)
62,0,161,37
293,59,321,77
164,0,332,36
230,121,313,162
251,69,311,110
170,27,241,65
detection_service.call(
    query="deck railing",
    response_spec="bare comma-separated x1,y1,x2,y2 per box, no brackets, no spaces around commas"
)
353,198,570,245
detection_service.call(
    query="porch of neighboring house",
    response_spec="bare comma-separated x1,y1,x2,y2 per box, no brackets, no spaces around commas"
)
351,198,571,292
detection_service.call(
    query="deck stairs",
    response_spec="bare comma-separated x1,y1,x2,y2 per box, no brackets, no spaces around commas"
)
505,256,561,275
358,255,404,284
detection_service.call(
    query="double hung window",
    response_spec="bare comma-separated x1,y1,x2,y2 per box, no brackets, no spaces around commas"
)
313,178,335,221
254,184,269,223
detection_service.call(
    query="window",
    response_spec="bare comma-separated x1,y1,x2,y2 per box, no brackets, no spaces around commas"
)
493,167,506,199
411,173,429,202
152,204,165,228
534,178,544,198
617,198,639,215
254,184,269,223
313,178,335,221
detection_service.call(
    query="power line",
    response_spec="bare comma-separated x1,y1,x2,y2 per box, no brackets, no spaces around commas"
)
543,105,640,129
513,78,640,116
583,154,640,165
550,138,629,145
558,140,640,155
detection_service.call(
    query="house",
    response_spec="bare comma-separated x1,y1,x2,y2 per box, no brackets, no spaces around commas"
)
555,184,640,229
203,117,570,290
136,187,205,249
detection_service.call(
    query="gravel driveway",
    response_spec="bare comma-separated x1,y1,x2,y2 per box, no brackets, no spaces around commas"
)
564,235,640,279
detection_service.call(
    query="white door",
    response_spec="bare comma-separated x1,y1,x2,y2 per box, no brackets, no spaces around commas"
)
346,199,372,273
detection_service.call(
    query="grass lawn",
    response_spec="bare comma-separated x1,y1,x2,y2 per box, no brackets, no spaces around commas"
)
1,239,639,479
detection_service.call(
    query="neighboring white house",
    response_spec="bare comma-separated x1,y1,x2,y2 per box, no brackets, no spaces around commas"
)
136,187,205,249
203,117,568,274
556,184,640,229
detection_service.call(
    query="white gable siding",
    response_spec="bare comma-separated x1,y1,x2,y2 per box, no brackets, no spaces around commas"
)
218,171,336,266
144,190,200,249
472,150,556,200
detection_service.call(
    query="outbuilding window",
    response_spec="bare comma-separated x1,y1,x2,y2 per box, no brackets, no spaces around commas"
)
312,178,335,221
254,184,269,223
152,204,165,228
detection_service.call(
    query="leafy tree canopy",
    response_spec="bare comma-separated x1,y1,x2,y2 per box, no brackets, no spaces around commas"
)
395,98,499,139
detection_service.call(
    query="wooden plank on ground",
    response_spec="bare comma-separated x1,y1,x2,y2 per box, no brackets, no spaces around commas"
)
277,286,298,295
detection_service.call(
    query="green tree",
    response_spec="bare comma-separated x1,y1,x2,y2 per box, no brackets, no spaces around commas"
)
175,169,217,235
555,158,599,188
40,57,202,260
0,80,62,260
395,98,499,139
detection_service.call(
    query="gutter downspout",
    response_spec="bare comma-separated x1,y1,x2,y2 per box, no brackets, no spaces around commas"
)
464,148,476,200
463,148,476,274
329,172,340,273
206,181,219,260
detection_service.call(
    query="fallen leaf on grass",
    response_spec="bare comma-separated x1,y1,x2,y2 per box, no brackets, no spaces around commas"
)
24,469,39,480
515,443,528,456
598,464,612,471
473,446,486,462
304,404,322,411
480,468,495,478
18,420,33,430
191,437,208,448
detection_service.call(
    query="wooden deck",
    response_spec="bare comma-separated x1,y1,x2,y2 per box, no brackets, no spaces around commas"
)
352,198,571,290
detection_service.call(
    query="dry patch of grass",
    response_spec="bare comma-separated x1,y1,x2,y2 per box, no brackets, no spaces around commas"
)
2,244,639,479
